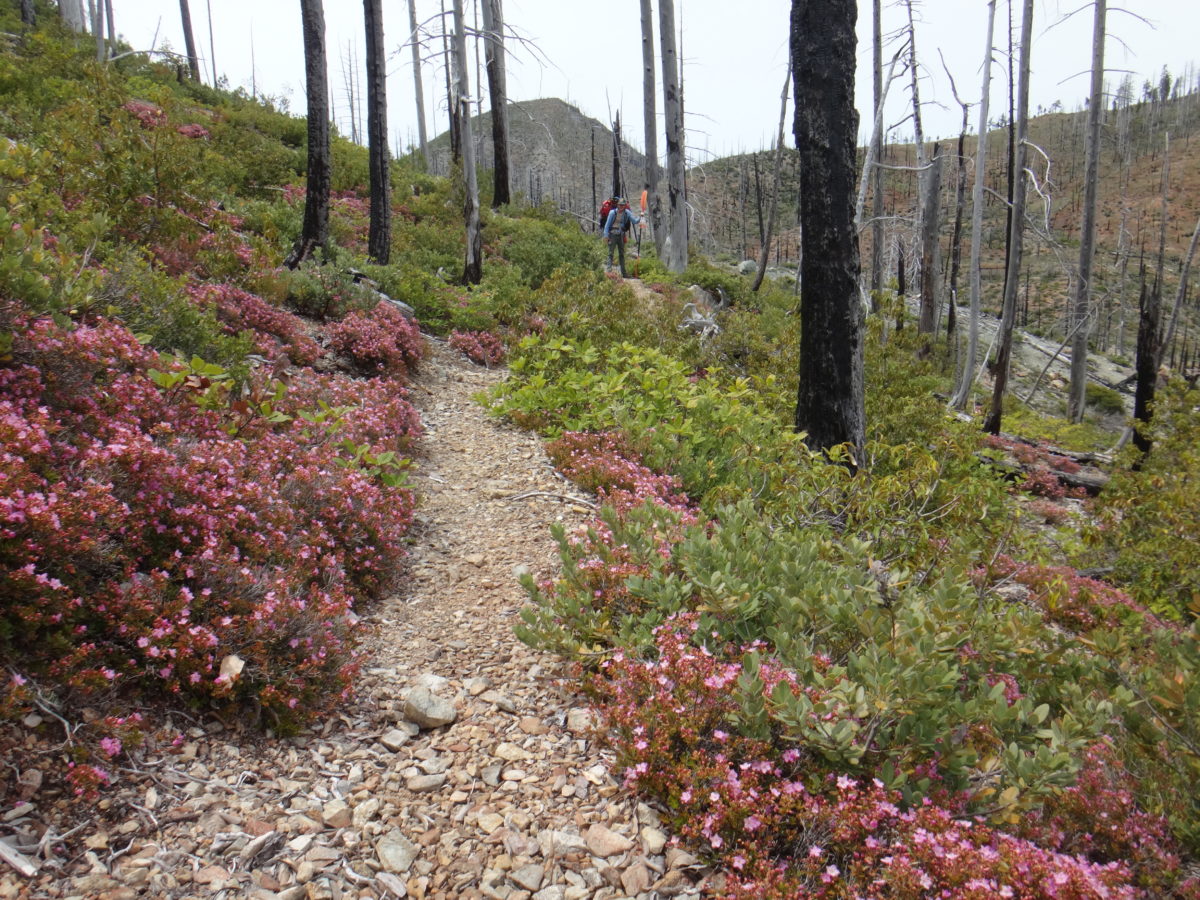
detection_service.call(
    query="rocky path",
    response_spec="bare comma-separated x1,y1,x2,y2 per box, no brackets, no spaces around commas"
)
1,339,708,900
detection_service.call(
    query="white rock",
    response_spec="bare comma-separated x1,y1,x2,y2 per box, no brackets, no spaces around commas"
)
510,863,544,892
404,686,457,729
379,729,411,752
538,829,587,857
493,742,530,762
641,826,668,855
585,824,633,858
565,708,594,733
376,829,419,873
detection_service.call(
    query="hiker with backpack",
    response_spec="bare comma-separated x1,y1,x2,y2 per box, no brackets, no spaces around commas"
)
602,197,641,278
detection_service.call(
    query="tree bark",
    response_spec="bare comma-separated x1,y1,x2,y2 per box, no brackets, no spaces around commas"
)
984,0,1034,436
90,0,104,62
1067,0,1106,422
610,111,622,198
917,144,943,336
60,0,85,33
479,0,510,207
452,0,482,284
179,0,202,82
442,0,460,164
752,65,791,293
950,0,996,411
364,0,391,264
104,0,115,54
792,0,865,461
19,0,35,27
407,0,430,170
639,0,662,256
659,0,687,273
1160,215,1200,366
287,0,331,270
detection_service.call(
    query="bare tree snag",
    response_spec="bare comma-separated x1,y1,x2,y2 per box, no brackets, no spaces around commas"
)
659,0,688,273
1067,0,1106,423
452,0,482,284
984,0,1034,436
950,0,996,411
407,0,430,170
753,65,791,293
479,0,510,207
639,0,662,256
177,0,201,81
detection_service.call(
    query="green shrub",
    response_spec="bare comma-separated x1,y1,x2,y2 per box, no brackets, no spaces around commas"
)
1085,382,1200,619
488,214,604,288
1085,382,1128,416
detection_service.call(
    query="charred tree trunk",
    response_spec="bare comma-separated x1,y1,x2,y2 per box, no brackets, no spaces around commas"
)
286,0,331,269
364,0,392,264
659,0,687,273
984,0,1034,436
179,1,202,81
407,0,430,170
611,111,623,198
20,0,35,26
792,0,865,461
480,0,510,207
950,0,996,410
1133,274,1159,456
452,0,482,284
640,0,662,255
1067,0,1106,422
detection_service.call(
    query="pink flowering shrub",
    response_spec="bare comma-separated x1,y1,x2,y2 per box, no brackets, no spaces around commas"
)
449,329,507,367
188,282,321,365
121,99,166,129
984,434,1087,500
597,617,1150,899
328,301,423,376
0,312,415,729
982,555,1162,633
1017,743,1185,894
176,123,210,140
545,431,698,521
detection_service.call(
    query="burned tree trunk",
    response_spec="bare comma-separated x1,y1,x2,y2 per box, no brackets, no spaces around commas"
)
480,0,510,207
917,144,943,337
286,0,331,269
364,0,392,264
178,1,202,81
753,65,791,293
792,0,865,460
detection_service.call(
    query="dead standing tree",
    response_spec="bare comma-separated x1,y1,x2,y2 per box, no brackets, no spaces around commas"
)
659,0,688,273
949,0,997,411
479,0,510,207
752,65,791,293
407,0,430,170
640,0,663,256
1067,0,1107,423
792,0,865,461
451,0,483,284
984,0,1034,436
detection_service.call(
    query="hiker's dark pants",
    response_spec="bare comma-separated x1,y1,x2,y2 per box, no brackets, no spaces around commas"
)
607,234,627,277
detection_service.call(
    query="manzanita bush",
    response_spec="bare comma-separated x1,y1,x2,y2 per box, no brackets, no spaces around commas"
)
448,329,507,367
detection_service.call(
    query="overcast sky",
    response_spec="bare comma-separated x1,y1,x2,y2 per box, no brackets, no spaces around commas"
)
113,1,1197,165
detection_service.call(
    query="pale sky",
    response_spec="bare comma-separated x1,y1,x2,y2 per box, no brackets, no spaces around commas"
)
112,1,1197,165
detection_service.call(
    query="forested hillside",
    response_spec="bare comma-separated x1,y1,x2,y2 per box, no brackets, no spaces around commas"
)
2,3,1200,899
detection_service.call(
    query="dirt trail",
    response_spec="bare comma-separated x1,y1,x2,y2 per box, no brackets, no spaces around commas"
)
1,338,707,900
